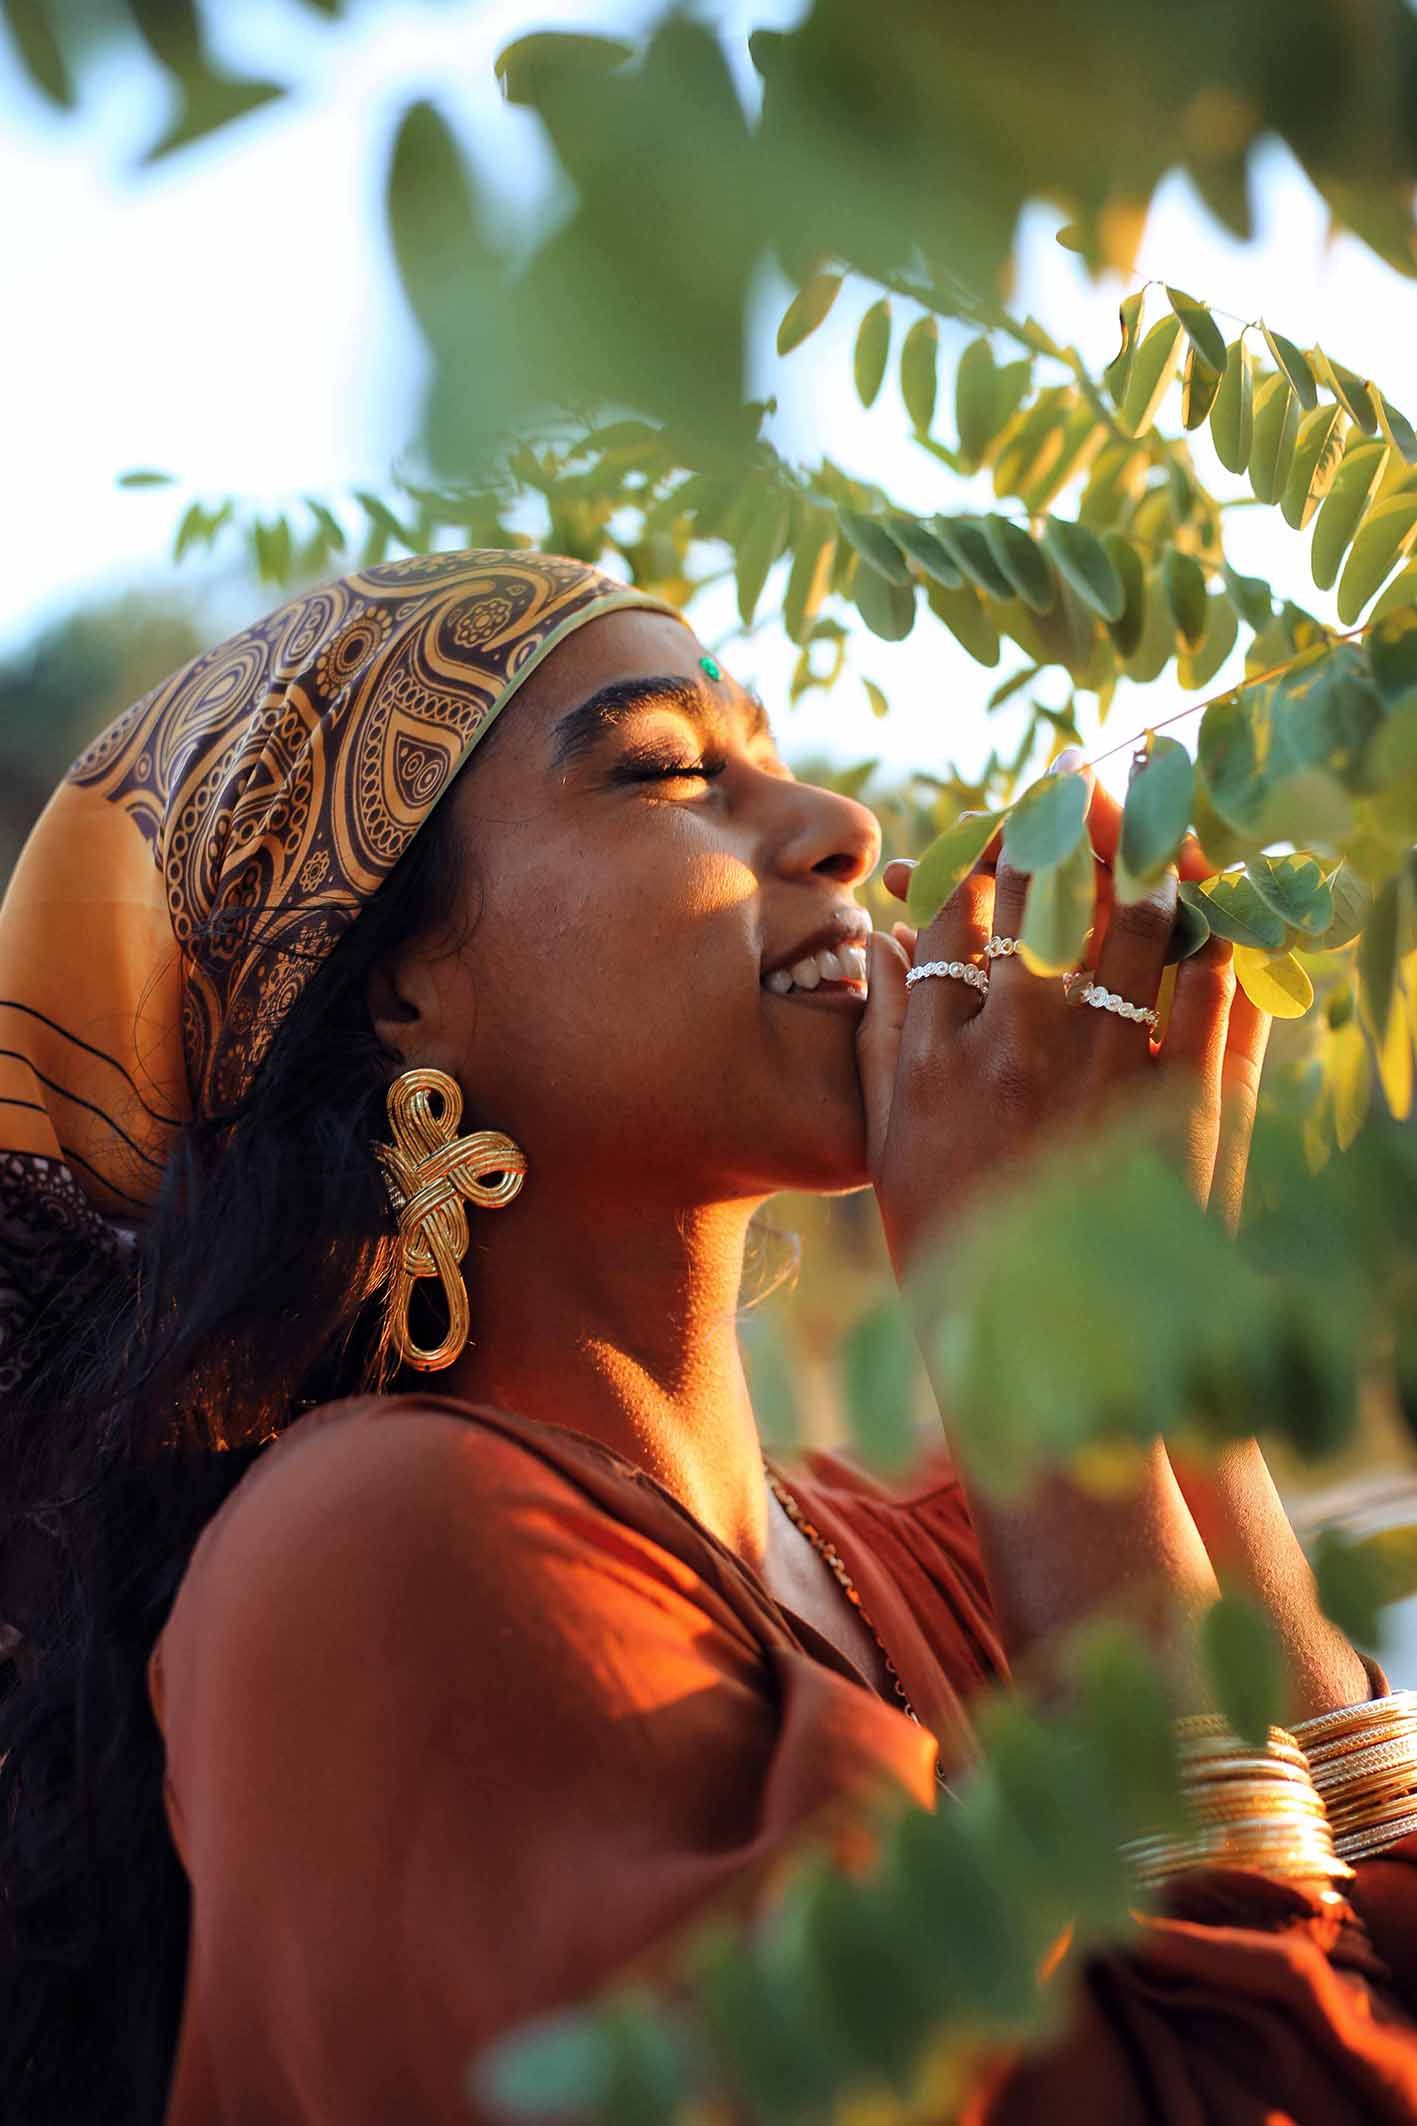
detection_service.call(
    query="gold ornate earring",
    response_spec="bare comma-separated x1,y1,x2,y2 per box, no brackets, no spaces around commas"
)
373,1066,526,1372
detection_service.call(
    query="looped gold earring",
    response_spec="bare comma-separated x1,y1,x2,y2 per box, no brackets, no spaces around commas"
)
374,1065,526,1372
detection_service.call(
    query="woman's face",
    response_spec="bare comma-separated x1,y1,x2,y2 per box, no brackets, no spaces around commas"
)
397,607,883,1201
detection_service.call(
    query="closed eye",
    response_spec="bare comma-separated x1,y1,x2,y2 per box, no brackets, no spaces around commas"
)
615,754,728,784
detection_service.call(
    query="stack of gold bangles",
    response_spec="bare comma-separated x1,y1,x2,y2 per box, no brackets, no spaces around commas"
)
1292,1690,1417,1863
1122,1715,1354,1901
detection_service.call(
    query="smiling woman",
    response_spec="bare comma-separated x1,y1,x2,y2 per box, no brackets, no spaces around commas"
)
2,550,1417,2126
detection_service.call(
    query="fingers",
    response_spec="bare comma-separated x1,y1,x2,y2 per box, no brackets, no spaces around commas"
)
1084,866,1179,1045
897,865,994,1053
1212,983,1272,1234
988,757,1095,1000
856,930,912,1166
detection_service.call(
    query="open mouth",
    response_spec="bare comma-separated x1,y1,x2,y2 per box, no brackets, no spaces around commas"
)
762,941,868,1001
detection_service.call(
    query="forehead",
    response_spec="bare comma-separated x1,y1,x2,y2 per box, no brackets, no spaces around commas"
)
511,607,766,740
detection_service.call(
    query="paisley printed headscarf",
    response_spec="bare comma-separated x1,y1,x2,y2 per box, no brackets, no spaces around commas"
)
0,549,691,1387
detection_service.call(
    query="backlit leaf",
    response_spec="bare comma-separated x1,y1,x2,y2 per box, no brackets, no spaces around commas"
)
1118,735,1192,895
1177,595,1239,690
1103,290,1144,407
1369,607,1417,705
852,297,891,407
735,492,791,625
782,516,836,644
1180,342,1223,430
1318,863,1372,949
1376,392,1417,466
982,516,1054,613
1260,324,1318,411
776,270,842,354
1221,561,1273,632
1247,371,1300,506
901,314,940,433
4,0,74,106
1311,438,1389,590
1313,349,1379,435
1041,518,1124,622
1180,874,1287,952
1117,315,1183,438
853,562,916,641
1161,548,1208,649
1003,770,1089,874
934,516,1015,601
955,335,998,462
1210,338,1255,474
1281,403,1346,531
837,507,910,585
884,512,962,587
1104,533,1147,659
1336,495,1417,624
1201,1594,1283,1747
926,579,1000,666
1244,853,1333,936
1019,826,1095,976
907,809,1007,926
1167,286,1226,372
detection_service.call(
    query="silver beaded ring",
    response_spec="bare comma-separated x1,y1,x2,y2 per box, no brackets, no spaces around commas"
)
905,958,989,994
985,934,1020,960
1063,971,1158,1029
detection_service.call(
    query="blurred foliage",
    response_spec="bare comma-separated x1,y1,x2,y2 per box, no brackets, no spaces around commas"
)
12,1,1417,2117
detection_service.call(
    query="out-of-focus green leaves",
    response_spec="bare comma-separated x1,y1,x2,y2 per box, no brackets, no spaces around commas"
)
1202,1595,1283,1747
840,1298,920,1474
907,807,1005,925
1019,824,1094,976
900,315,940,434
1041,519,1124,622
853,297,892,407
3,0,73,106
776,269,843,354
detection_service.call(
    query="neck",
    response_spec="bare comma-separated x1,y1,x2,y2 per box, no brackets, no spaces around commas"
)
436,1184,776,1572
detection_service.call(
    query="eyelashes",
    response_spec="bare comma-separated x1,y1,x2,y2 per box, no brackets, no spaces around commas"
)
615,752,729,784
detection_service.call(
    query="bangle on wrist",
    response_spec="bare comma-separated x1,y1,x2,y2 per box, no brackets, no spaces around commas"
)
1292,1690,1417,1862
1121,1715,1353,1902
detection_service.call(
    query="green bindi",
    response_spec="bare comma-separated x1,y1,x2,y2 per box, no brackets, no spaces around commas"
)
698,654,721,682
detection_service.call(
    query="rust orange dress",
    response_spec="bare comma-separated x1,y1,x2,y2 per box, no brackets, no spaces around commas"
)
147,1394,1417,2125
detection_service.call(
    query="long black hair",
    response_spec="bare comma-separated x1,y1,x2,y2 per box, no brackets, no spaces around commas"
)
0,745,481,2123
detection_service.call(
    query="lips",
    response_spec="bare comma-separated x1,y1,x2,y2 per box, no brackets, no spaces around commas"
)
761,906,872,997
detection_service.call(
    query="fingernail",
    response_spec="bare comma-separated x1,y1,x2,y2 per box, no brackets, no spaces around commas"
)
1050,746,1085,776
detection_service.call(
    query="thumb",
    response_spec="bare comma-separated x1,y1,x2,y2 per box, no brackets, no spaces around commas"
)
856,929,909,1169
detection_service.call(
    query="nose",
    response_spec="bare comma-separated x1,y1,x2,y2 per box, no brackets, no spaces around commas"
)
767,775,882,889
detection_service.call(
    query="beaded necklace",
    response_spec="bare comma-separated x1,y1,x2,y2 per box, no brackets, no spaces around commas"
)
765,1463,950,1791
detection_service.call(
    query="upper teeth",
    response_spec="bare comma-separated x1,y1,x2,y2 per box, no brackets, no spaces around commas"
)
764,940,870,995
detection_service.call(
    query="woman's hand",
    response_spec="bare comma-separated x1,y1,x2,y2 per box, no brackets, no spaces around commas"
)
857,752,1268,1287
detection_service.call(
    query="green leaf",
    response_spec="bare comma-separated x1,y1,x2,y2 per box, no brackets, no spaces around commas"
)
853,562,916,641
1247,371,1300,507
1376,391,1417,466
1197,690,1267,833
3,0,74,106
862,680,888,723
1180,874,1287,952
900,314,940,433
1041,518,1124,622
1244,853,1333,936
1336,496,1417,624
1232,945,1314,1018
883,512,962,587
1318,863,1372,949
1313,349,1379,435
1260,324,1318,411
776,270,842,355
1019,826,1095,976
1103,289,1144,408
926,579,1001,667
1358,874,1403,1049
1117,315,1183,438
117,468,177,488
1177,595,1239,691
1103,533,1147,659
1311,438,1390,590
981,516,1054,613
1180,342,1223,431
1167,894,1212,964
841,1301,918,1474
837,507,910,585
1201,1594,1283,1747
907,808,1007,926
735,492,791,625
1003,771,1089,874
1373,564,1417,621
493,30,634,102
1210,338,1255,474
740,1310,801,1454
853,297,891,407
933,516,1015,601
1311,1528,1396,1648
1118,736,1193,894
474,2011,617,2118
782,517,836,644
1167,286,1226,372
1161,548,1208,649
1281,403,1347,530
1071,1624,1186,1840
1371,607,1417,706
955,335,998,462
1221,561,1273,632
1017,404,1106,515
1122,566,1177,684
991,386,1072,500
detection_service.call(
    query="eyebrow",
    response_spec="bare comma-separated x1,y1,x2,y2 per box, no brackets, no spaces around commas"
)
550,674,773,772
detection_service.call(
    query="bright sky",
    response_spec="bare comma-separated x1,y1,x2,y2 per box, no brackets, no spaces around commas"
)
3,0,1415,801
